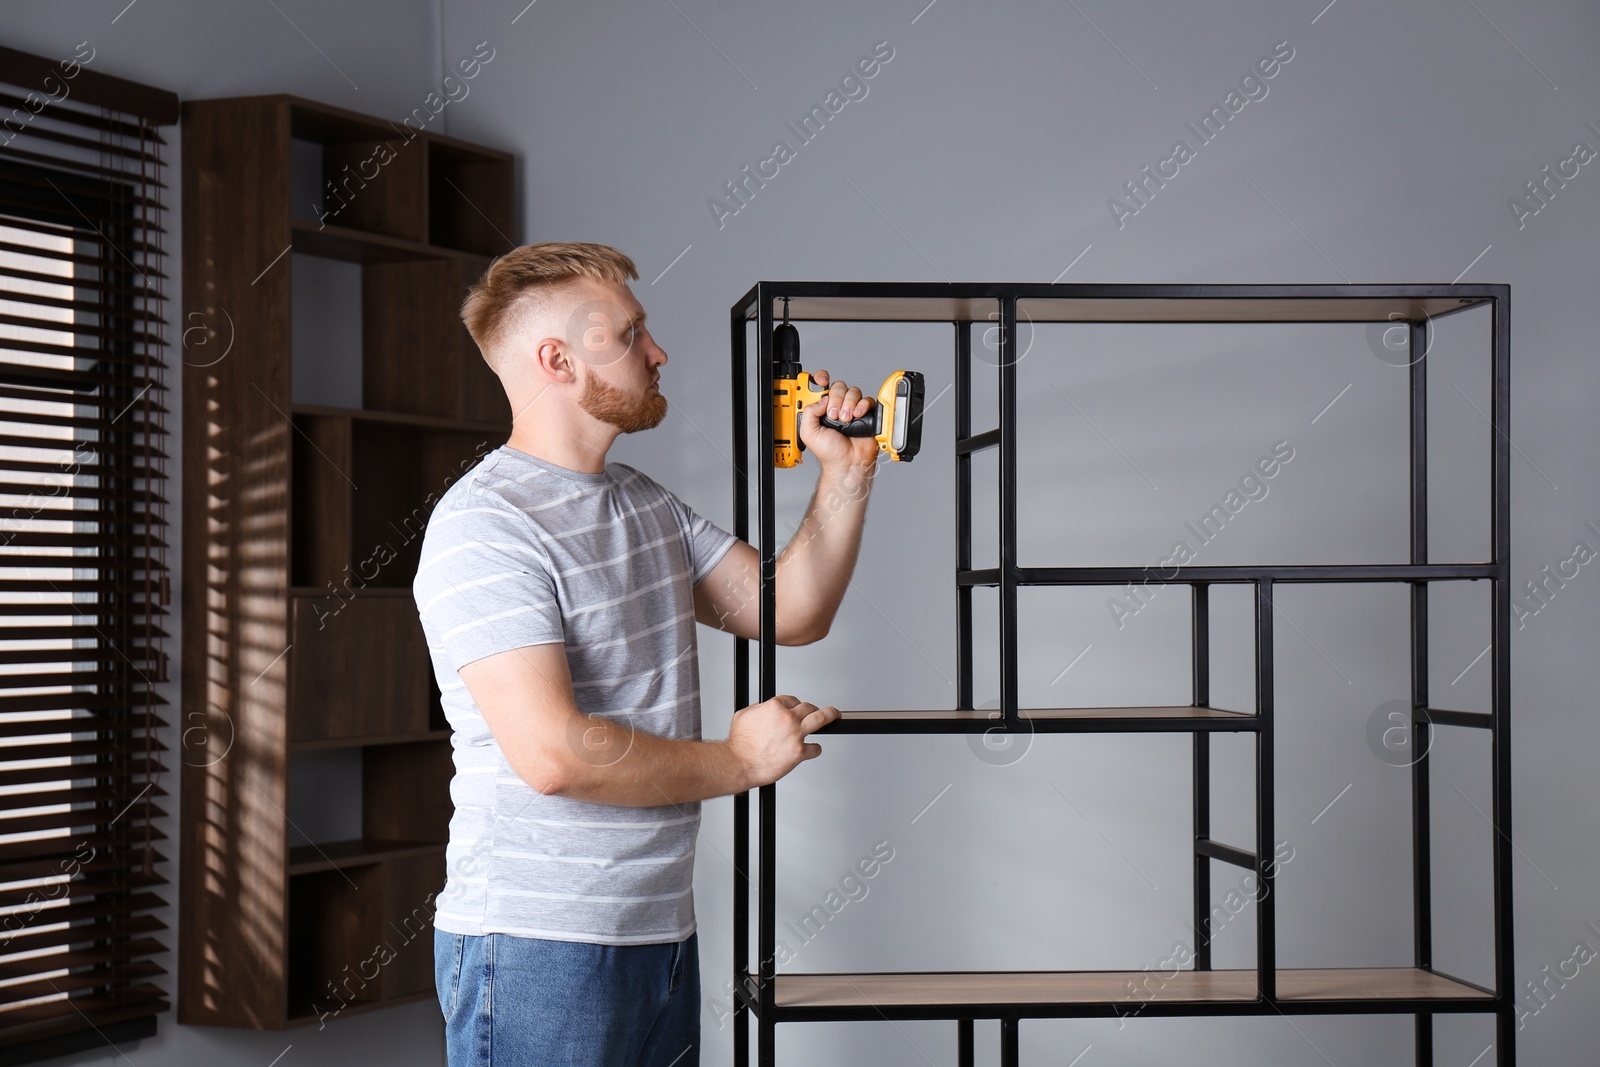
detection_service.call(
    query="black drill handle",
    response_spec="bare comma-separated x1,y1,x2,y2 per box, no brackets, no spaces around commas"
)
819,409,878,436
801,407,879,452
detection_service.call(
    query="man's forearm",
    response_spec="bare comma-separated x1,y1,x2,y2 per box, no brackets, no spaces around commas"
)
546,717,751,807
776,459,875,641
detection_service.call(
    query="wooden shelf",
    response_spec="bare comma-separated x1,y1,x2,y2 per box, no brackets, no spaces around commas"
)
771,967,1492,1013
291,401,508,436
290,217,485,265
286,585,415,598
819,705,1256,734
289,729,450,752
287,838,446,876
735,283,1501,324
284,989,435,1030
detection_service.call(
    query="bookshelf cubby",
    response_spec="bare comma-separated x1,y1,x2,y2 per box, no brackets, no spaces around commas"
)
180,93,514,1029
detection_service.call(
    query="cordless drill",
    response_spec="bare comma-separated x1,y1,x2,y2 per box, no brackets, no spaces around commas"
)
771,302,925,469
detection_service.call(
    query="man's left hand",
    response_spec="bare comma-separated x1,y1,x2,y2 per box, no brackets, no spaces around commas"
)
799,369,880,469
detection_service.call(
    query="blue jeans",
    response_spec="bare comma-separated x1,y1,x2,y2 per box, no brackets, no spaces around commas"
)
435,928,700,1067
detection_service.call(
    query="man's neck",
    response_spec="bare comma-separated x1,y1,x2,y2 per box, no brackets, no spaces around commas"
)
503,422,614,476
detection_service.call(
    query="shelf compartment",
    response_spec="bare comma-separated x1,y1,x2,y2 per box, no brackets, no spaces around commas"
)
817,705,1256,734
289,93,411,146
349,422,499,586
362,258,510,424
427,138,514,256
768,966,1492,1020
318,136,426,243
364,739,453,844
381,851,446,999
290,412,352,588
283,846,443,1024
287,864,383,1020
288,595,432,742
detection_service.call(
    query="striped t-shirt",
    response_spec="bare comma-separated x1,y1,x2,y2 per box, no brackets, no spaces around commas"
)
412,444,739,945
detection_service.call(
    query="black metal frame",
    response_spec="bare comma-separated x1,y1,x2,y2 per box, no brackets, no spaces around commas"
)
726,282,1512,1066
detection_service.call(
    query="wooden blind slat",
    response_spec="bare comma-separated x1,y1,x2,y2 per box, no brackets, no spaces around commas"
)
0,369,165,398
0,382,170,417
0,242,167,285
0,786,169,814
0,849,169,887
0,875,165,909
0,625,170,642
0,940,170,985
0,962,167,1010
0,803,168,835
0,760,168,790
0,719,169,743
0,986,170,1041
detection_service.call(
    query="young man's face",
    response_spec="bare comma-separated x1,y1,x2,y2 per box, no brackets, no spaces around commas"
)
562,277,668,434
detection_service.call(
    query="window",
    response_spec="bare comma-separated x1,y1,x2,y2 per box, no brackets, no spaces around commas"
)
0,43,176,1061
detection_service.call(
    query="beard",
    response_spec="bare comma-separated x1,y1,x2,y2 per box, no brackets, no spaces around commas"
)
577,368,668,433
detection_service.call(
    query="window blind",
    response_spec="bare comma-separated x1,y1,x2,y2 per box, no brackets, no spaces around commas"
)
0,43,177,1061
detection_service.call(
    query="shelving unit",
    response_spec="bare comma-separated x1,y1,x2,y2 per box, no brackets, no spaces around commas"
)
178,94,514,1028
726,283,1512,1065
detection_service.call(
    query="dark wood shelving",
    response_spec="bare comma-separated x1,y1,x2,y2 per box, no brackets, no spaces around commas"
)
287,838,447,876
181,92,514,1030
286,585,415,599
290,216,490,265
289,729,451,752
284,989,436,1030
290,401,510,435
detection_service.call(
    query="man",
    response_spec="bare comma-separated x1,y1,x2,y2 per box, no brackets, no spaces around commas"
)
414,242,879,1065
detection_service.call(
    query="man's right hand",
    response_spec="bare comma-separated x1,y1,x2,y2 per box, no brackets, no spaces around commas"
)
727,694,841,789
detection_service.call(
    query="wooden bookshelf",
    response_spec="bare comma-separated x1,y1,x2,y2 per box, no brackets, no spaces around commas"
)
179,93,514,1029
770,967,1493,1013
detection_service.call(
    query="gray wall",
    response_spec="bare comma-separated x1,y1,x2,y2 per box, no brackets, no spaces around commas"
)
4,0,1597,1064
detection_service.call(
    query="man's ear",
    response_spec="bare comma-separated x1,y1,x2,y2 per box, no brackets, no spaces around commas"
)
534,335,578,384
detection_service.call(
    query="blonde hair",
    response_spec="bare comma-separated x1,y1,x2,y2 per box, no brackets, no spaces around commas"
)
461,242,638,370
